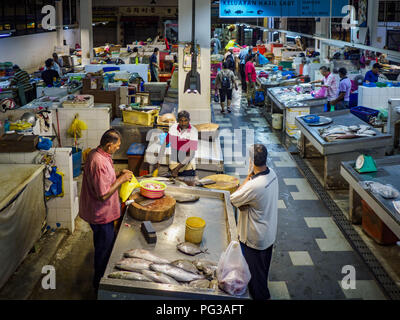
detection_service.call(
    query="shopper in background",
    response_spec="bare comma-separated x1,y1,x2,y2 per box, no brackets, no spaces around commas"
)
53,53,63,68
311,66,338,110
230,144,278,300
245,54,257,108
239,46,253,92
10,65,35,104
301,57,311,83
79,129,133,291
150,47,160,82
132,47,143,65
215,61,238,114
211,33,222,55
364,63,382,84
51,53,63,77
224,47,236,74
41,59,60,87
331,68,352,110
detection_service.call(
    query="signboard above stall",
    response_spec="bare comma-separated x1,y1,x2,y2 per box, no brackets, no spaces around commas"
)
219,0,349,18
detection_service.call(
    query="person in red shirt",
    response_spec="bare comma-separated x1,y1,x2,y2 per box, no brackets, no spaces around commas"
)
79,129,133,290
245,54,257,108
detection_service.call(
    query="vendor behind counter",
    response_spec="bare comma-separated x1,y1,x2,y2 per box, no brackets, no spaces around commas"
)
9,65,35,104
41,59,60,87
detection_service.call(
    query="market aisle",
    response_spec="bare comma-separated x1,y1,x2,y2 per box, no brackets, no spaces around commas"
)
212,87,388,300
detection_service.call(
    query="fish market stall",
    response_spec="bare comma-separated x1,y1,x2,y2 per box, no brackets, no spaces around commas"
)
340,156,400,239
0,164,46,289
295,110,392,189
145,129,224,179
265,85,327,136
98,184,249,300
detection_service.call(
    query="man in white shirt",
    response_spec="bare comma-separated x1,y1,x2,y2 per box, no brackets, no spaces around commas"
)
230,144,279,300
311,66,338,109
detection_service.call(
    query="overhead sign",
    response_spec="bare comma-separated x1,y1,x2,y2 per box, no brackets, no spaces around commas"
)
219,0,349,18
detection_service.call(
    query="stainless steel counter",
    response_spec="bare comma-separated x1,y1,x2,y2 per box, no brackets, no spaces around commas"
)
340,155,400,236
295,110,392,189
98,185,248,300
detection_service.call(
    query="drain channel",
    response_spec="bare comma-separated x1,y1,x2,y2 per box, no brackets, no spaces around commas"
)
290,152,400,300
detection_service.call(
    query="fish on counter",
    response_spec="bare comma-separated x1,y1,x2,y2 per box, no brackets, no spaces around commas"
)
189,279,211,289
209,279,219,290
141,269,180,285
124,249,170,264
193,259,218,277
108,271,151,282
115,258,152,272
150,263,205,282
171,259,201,275
177,242,208,256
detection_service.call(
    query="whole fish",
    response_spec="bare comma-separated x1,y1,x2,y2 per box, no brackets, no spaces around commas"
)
171,259,201,275
108,271,151,282
141,270,179,285
189,279,210,289
193,259,218,272
124,249,170,264
209,279,219,290
150,263,205,282
115,258,152,272
177,242,208,256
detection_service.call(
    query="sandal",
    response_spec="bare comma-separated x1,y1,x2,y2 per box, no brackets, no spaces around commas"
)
227,107,232,113
221,109,225,114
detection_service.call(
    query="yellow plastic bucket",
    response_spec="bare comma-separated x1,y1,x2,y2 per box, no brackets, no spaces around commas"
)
185,217,206,244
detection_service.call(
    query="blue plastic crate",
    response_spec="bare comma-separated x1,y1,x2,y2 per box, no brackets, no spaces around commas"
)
71,147,82,178
350,106,379,124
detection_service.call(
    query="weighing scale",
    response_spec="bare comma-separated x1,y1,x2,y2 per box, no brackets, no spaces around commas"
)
355,154,378,174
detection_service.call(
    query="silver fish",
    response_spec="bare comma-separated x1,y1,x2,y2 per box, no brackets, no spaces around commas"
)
150,263,205,282
209,279,219,290
115,258,152,272
189,279,210,289
193,259,217,271
124,249,170,264
171,259,201,275
177,242,208,256
108,271,151,282
141,270,179,285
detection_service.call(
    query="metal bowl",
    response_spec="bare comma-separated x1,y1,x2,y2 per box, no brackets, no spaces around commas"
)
21,112,37,126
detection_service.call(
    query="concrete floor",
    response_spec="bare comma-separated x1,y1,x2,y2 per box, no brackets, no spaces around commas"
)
2,83,399,300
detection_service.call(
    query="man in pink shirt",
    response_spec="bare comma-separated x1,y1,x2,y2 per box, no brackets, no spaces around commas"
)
245,54,257,108
311,66,338,109
79,129,133,290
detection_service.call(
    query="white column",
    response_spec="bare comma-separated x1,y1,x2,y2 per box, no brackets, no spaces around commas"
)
315,18,330,59
368,0,379,48
279,18,287,44
178,0,211,124
80,0,93,65
56,0,63,50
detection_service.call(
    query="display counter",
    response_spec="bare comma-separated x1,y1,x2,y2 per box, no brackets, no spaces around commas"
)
296,110,392,189
98,185,248,300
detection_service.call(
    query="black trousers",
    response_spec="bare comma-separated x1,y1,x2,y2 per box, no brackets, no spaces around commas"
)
240,242,273,300
239,64,247,91
90,221,116,289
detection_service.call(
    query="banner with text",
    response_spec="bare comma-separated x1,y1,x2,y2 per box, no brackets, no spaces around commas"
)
219,0,350,18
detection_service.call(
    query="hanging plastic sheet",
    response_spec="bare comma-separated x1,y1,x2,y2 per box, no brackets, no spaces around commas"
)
0,170,46,289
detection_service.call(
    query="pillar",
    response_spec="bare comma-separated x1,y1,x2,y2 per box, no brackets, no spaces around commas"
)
368,0,379,48
315,18,330,59
55,0,63,50
80,0,93,65
178,0,211,124
279,18,287,44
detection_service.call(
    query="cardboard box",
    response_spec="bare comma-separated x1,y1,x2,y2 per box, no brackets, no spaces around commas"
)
83,76,103,91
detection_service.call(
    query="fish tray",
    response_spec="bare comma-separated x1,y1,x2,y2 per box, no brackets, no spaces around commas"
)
98,185,248,300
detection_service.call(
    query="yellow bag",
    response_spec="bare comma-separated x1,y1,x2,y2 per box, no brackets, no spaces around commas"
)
119,174,140,202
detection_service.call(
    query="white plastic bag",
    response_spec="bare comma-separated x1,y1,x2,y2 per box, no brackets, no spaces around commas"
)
360,181,400,199
217,241,251,296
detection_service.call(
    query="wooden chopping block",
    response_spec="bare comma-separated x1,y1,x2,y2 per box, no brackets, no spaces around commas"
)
202,174,240,194
128,192,176,222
